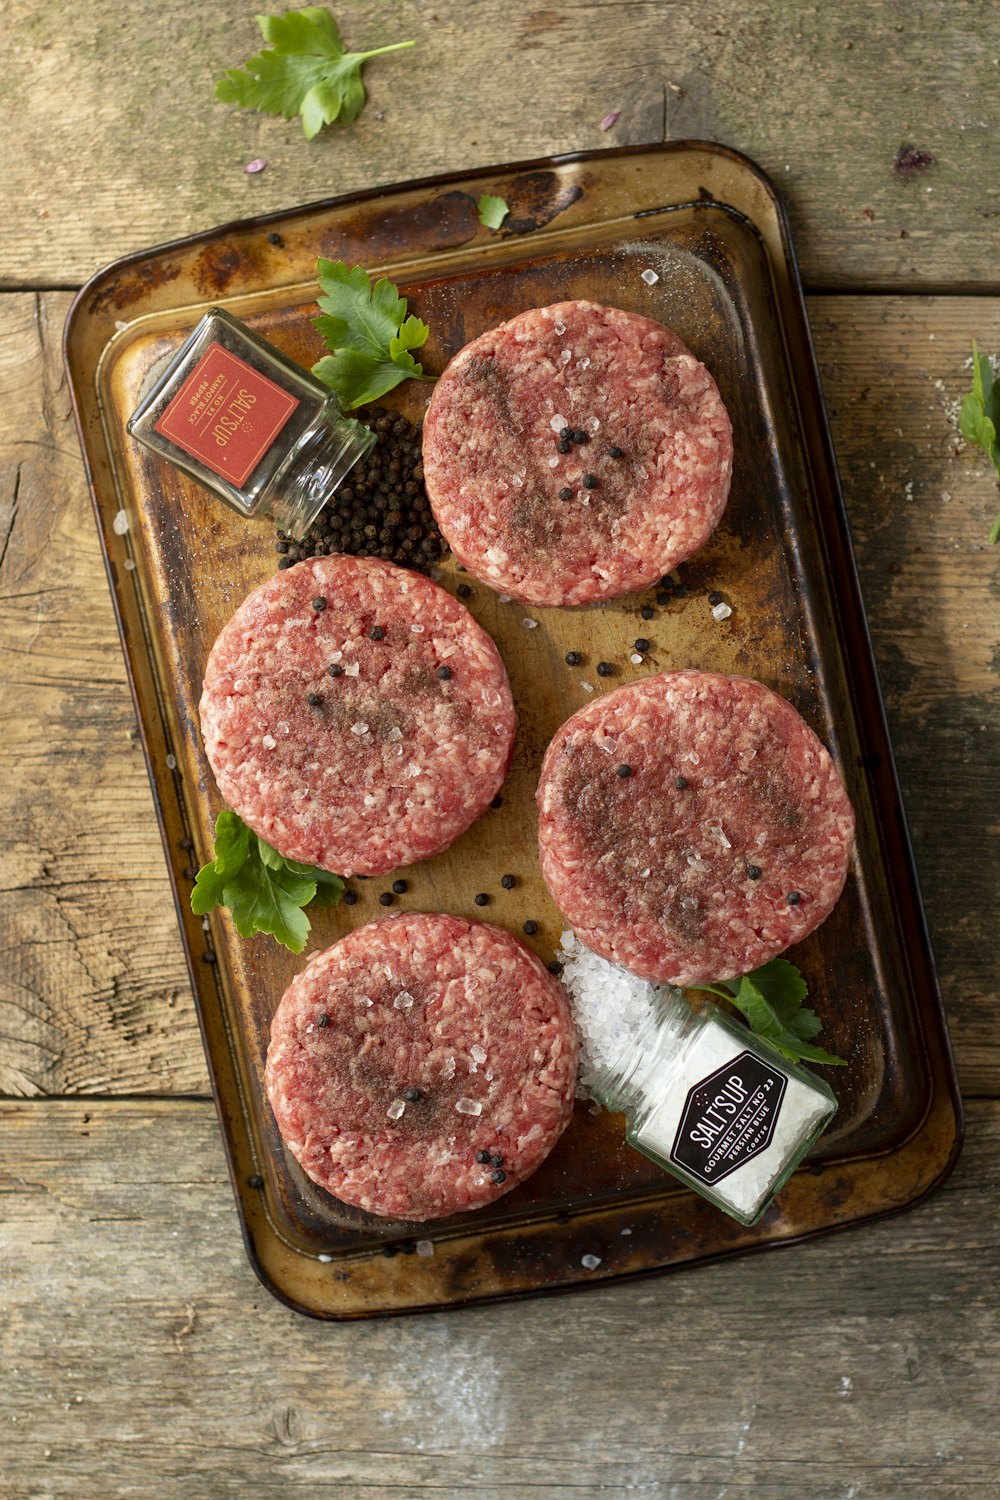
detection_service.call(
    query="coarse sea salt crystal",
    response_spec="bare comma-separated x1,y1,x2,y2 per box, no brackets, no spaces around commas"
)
394,990,414,1010
261,734,276,749
415,1239,435,1257
410,623,425,633
165,754,177,770
630,653,643,665
554,322,566,336
548,455,560,468
112,509,130,535
387,1098,406,1120
329,650,342,662
498,593,512,604
640,268,660,285
123,558,136,570
350,722,369,735
560,348,572,363
363,794,376,808
581,1254,602,1270
387,727,403,742
522,617,538,630
550,413,568,432
344,662,360,676
712,601,733,621
471,1044,488,1064
581,681,594,693
455,1096,482,1115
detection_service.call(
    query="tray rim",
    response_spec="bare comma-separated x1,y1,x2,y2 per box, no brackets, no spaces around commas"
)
64,140,964,1320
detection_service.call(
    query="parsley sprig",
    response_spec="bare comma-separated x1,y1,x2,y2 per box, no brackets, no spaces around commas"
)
690,959,846,1067
959,341,1000,544
191,809,344,953
477,194,510,231
215,8,415,139
311,259,434,409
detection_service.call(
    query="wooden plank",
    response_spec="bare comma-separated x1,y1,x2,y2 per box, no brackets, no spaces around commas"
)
3,1,998,291
0,1096,997,1496
2,289,998,1098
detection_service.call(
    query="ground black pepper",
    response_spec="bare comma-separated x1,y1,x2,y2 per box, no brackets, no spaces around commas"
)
572,429,589,445
311,596,327,611
403,1087,423,1102
307,692,323,706
275,406,444,573
248,1173,264,1188
547,960,562,975
608,445,623,459
328,662,343,677
491,794,503,809
369,624,385,640
557,438,571,453
656,591,672,606
491,1154,504,1168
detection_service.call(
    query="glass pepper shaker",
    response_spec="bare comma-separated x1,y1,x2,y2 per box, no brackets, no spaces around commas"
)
127,307,374,539
591,991,838,1226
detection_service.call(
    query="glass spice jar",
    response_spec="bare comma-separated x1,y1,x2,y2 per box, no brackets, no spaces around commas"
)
591,991,838,1226
126,307,374,539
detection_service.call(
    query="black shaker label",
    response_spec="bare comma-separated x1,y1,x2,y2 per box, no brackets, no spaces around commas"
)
670,1050,787,1186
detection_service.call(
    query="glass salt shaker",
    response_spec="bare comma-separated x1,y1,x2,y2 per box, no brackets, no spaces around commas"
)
127,307,374,539
591,992,838,1226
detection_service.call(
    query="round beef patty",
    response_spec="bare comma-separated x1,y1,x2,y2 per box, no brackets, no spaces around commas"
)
422,299,733,606
265,913,579,1220
536,671,855,986
200,555,516,877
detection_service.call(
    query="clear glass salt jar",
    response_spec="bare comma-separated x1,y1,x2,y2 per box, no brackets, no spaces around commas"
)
127,307,374,539
591,991,838,1226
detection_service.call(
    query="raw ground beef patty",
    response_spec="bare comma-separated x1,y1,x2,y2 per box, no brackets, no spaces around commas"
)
422,300,733,606
265,913,579,1220
200,555,515,876
537,672,855,986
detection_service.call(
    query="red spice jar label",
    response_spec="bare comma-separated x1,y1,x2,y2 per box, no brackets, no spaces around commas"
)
154,342,299,488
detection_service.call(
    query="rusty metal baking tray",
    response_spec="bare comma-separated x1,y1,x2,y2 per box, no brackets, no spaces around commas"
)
64,143,961,1318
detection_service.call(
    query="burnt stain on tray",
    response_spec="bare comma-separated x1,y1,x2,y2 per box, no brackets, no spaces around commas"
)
328,190,481,259
87,257,183,316
501,171,584,234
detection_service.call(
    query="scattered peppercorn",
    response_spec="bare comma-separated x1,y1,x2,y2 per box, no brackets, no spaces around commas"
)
180,837,194,851
708,590,723,607
746,865,762,881
307,692,323,706
674,775,689,789
399,1240,416,1254
392,879,407,894
184,866,198,880
437,665,452,681
456,582,472,598
633,637,650,653
565,650,582,666
474,892,489,907
491,1168,507,1184
248,1173,264,1188
312,596,327,611
369,624,385,640
608,445,623,459
656,591,672,606
582,473,598,489
523,919,538,935
317,1014,330,1028
641,605,655,621
490,1153,504,1168
501,874,516,890
382,1244,398,1258
202,949,217,965
267,231,283,246
787,891,802,905
475,1149,492,1164
491,794,503,809
559,426,572,441
674,583,687,598
616,764,633,778
343,889,358,905
596,661,614,677
379,892,394,907
403,1087,423,1102
548,959,563,975
557,438,571,454
572,429,589,445
328,662,343,677
558,487,573,501
660,575,675,590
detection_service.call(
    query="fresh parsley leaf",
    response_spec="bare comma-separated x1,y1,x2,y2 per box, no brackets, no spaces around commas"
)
477,194,510,231
215,8,415,140
691,958,846,1067
190,809,343,952
958,340,1000,544
311,259,433,409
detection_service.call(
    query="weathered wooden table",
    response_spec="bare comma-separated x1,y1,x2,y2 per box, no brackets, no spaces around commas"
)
2,3,998,1494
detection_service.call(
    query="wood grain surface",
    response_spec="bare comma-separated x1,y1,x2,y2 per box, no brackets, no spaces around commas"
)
3,1,998,292
2,0,999,1491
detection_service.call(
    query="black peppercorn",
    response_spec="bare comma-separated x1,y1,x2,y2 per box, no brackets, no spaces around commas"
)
307,692,323,706
641,605,655,620
474,892,489,907
523,919,538,935
369,624,385,640
582,473,598,489
317,1014,330,1028
248,1173,264,1188
656,591,672,606
311,596,327,611
746,865,762,881
674,583,687,598
379,892,394,907
267,231,283,246
674,775,688,790
501,874,516,890
491,794,503,809
475,1149,492,1164
456,582,472,598
328,662,343,677
596,661,614,677
633,637,650,653
608,445,623,459
708,591,723,607
403,1087,422,1102
437,665,452,681
557,438,571,453
343,889,358,905
559,426,572,441
382,1244,398,1258
565,650,582,666
548,959,563,975
491,1168,507,1185
392,879,407,894
558,487,573,501
202,950,217,965
572,429,589,445
787,891,802,905
616,764,633,778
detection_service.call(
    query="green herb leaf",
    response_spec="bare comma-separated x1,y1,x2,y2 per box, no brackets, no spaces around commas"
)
215,8,415,139
477,194,510,231
311,259,433,408
692,958,846,1066
958,341,1000,543
190,809,343,951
